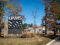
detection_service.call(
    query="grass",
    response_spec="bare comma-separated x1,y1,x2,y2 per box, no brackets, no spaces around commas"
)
0,35,51,45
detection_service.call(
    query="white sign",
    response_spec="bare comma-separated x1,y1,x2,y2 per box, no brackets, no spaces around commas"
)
9,15,24,20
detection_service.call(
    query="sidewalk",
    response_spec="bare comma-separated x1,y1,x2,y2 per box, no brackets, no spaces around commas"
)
51,37,60,45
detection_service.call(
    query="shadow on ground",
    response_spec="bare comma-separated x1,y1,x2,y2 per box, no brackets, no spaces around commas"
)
55,36,60,42
40,34,58,39
0,36,4,38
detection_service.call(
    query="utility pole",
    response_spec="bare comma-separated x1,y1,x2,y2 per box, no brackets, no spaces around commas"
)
32,11,36,26
32,8,39,33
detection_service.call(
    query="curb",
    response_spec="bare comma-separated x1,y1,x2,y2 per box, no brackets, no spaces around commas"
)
46,37,58,45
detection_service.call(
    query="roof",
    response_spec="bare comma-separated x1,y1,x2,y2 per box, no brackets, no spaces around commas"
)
30,26,45,29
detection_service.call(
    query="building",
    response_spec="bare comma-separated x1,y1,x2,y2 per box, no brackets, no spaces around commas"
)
24,26,45,34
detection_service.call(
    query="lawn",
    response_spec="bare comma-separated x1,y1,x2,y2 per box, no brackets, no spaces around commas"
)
0,35,51,45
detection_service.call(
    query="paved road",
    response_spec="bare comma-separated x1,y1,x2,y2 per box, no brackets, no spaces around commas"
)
51,37,60,45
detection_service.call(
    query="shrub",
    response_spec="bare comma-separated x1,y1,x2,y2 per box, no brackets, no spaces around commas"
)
21,33,35,38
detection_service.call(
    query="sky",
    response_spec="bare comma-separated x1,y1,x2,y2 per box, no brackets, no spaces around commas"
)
20,0,45,26
4,0,45,26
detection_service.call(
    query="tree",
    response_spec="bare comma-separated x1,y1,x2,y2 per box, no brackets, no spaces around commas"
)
22,23,28,29
0,0,22,36
22,23,33,30
0,0,15,36
27,24,33,27
0,0,7,36
42,0,60,35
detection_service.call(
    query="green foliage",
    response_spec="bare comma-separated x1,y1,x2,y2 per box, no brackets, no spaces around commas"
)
0,1,5,29
22,23,28,29
56,15,60,20
1,22,4,26
0,22,4,28
22,23,33,29
28,24,33,27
